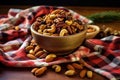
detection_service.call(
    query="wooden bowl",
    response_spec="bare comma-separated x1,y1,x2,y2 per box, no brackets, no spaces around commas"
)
30,24,86,55
86,25,100,39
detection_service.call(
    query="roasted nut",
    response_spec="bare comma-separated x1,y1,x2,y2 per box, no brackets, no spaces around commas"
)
43,32,51,36
45,54,57,62
87,71,93,78
29,49,34,54
51,33,59,36
39,24,46,31
33,9,84,36
31,39,36,43
27,54,36,59
72,63,83,69
65,20,73,25
59,29,68,36
64,70,75,76
49,14,56,19
46,24,56,33
67,26,73,34
35,50,44,57
52,65,61,72
37,29,43,34
15,26,20,31
25,46,34,51
35,66,47,76
31,68,39,74
67,64,75,70
79,69,87,78
34,45,41,53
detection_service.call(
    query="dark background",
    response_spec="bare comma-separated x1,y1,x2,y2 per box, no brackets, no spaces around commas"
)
0,0,120,7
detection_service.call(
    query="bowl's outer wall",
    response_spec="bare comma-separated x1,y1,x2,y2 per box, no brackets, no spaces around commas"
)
31,25,86,53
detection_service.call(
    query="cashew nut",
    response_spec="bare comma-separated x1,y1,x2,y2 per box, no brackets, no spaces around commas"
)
65,20,73,26
49,14,56,19
39,24,46,31
46,24,56,33
59,29,68,36
52,64,61,72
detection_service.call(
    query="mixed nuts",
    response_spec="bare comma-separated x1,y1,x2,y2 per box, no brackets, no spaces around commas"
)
33,9,85,36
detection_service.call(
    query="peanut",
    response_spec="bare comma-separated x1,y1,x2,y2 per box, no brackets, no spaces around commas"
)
27,54,36,59
79,69,87,78
64,70,75,76
87,71,93,78
45,54,57,62
35,66,47,76
52,65,61,72
72,63,83,70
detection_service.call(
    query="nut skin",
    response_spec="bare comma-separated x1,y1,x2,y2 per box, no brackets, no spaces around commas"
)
67,64,75,70
25,46,34,51
34,45,41,53
72,63,83,70
35,67,47,76
27,54,36,59
31,68,39,74
79,69,87,78
35,50,44,57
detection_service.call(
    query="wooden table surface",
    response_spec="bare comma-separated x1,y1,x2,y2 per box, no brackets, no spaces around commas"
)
0,5,120,80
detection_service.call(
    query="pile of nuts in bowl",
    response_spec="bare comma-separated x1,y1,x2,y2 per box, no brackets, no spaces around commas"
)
33,9,85,36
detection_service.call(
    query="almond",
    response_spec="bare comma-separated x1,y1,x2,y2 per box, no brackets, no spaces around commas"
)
27,54,36,59
25,46,34,51
34,45,41,53
35,51,44,57
45,54,56,62
72,63,83,69
31,68,39,74
35,66,47,76
67,64,75,70
79,69,87,78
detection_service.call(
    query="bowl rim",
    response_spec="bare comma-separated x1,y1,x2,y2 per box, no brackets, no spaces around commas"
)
86,25,100,35
30,24,87,38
